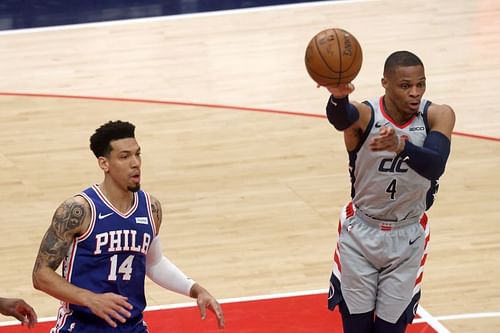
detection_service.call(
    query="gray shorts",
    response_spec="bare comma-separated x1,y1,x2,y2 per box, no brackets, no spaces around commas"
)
328,203,429,323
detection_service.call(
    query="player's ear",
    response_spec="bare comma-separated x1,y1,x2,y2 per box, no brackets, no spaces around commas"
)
381,77,388,89
98,156,109,172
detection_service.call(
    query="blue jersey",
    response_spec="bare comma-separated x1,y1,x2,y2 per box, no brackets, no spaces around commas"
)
53,184,156,332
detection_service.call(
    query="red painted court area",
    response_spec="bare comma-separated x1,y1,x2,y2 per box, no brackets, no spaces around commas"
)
0,292,438,332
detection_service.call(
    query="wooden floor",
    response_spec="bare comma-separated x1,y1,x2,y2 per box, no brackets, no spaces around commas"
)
0,0,499,332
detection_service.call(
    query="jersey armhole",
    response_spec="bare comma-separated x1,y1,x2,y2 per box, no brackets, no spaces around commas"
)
143,191,158,238
422,100,432,134
348,100,374,153
75,193,96,241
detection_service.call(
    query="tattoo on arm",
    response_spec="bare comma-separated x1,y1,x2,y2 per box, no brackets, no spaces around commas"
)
34,198,87,273
150,197,163,228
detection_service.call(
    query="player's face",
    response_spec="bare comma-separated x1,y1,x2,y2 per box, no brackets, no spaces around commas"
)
382,65,426,116
103,138,142,192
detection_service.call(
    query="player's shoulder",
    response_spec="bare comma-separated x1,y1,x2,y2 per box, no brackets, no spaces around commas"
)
427,102,455,122
148,193,161,207
59,194,91,211
427,102,454,115
426,102,456,136
148,194,163,230
51,195,92,234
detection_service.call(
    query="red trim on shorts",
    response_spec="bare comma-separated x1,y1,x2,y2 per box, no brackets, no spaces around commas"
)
333,250,341,272
380,224,393,231
415,272,424,286
420,253,428,266
346,202,354,218
420,213,428,230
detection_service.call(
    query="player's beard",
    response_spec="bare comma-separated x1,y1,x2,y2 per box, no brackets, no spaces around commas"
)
128,184,141,192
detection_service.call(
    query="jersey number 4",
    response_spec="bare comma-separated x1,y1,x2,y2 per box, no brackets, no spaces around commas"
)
108,254,135,281
386,179,397,200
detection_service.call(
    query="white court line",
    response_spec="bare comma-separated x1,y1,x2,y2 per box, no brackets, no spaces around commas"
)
0,0,376,36
416,305,450,333
414,311,500,323
1,289,498,328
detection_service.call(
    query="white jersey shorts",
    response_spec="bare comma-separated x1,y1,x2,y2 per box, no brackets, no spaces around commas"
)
328,202,430,323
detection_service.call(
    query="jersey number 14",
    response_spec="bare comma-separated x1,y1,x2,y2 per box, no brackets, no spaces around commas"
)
108,254,135,281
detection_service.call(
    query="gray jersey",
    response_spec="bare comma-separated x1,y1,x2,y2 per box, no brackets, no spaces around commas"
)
349,97,432,222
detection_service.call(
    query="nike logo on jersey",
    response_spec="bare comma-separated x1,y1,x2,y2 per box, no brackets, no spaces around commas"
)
409,235,422,245
98,212,114,220
374,120,389,128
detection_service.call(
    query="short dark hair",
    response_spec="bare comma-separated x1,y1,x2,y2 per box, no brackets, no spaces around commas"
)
89,120,136,157
383,51,424,76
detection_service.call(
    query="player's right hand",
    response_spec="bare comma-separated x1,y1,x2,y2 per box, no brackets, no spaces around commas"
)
86,292,133,328
317,83,355,98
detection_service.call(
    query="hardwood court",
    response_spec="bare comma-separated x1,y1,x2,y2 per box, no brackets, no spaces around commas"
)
0,0,499,332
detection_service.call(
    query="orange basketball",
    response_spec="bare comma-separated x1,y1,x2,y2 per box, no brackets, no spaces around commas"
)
304,28,363,86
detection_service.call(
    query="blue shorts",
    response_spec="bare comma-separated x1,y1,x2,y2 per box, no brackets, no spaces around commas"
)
51,308,149,333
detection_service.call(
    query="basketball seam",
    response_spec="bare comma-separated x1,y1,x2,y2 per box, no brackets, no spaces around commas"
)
307,67,342,84
314,31,340,76
333,29,342,85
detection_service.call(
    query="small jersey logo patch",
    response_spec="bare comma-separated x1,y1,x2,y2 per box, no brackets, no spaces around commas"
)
135,217,148,224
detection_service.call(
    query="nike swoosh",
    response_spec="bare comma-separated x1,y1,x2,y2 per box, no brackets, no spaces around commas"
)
409,235,422,245
98,212,114,219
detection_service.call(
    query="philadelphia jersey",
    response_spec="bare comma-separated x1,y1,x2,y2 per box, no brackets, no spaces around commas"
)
348,97,435,222
53,184,157,331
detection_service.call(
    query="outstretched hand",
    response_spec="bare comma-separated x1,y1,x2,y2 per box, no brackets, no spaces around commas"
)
369,126,404,153
191,284,225,329
0,297,38,328
317,83,355,98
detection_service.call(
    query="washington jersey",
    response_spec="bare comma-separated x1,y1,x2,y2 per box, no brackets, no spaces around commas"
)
348,97,435,222
60,184,156,321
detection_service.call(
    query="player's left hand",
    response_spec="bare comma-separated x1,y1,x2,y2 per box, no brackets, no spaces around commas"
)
369,126,404,153
0,298,38,328
191,284,225,329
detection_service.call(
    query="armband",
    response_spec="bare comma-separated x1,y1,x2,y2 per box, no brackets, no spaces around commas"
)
325,95,360,130
146,237,196,296
402,131,451,180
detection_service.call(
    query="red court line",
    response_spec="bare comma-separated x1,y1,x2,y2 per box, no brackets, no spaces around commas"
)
0,293,437,333
0,92,324,119
1,91,499,142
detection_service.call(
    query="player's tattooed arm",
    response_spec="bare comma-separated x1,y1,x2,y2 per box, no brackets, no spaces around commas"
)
150,195,163,233
33,197,89,274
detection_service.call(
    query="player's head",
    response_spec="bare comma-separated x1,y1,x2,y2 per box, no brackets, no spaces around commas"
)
383,51,424,77
90,121,141,192
90,120,136,157
382,51,426,115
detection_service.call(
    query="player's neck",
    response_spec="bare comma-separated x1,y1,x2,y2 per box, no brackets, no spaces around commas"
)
382,96,413,125
98,181,134,213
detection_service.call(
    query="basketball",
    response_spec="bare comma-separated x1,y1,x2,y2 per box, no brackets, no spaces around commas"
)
304,28,363,86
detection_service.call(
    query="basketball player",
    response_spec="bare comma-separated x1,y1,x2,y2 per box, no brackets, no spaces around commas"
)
323,51,455,333
32,120,225,332
0,297,37,328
